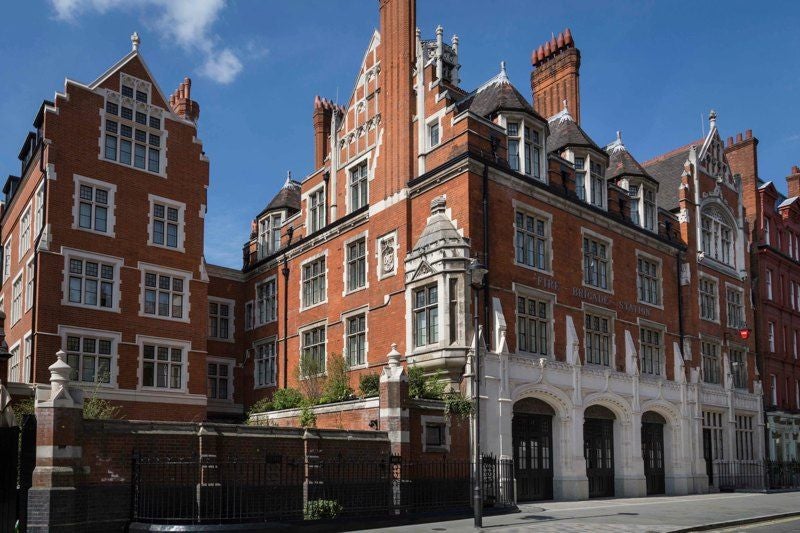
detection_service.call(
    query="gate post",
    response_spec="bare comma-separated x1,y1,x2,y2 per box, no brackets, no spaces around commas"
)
27,350,85,532
379,344,409,458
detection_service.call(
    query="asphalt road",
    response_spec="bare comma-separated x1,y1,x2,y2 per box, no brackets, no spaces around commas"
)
357,492,800,532
709,515,800,532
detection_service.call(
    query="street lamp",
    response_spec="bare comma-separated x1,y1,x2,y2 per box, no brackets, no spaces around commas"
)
468,259,488,529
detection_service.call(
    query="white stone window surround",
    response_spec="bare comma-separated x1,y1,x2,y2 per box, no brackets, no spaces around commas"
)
512,282,557,359
24,256,34,312
636,317,667,378
147,194,186,253
299,250,328,312
727,342,749,391
342,230,369,296
421,414,451,452
345,152,371,215
22,331,32,383
257,210,284,259
255,275,278,326
302,182,327,234
299,319,328,376
699,201,738,270
3,238,11,284
341,305,369,369
405,274,445,354
581,302,617,369
375,230,398,280
512,199,553,275
137,261,192,323
698,271,721,325
699,333,723,387
724,282,745,329
71,174,117,238
580,226,614,295
61,247,123,314
58,325,122,389
207,356,235,402
7,339,20,383
10,272,22,326
501,113,546,182
564,149,606,208
98,75,168,178
18,202,32,259
635,249,664,310
34,180,45,235
253,335,278,389
208,296,236,343
426,114,442,151
135,334,191,393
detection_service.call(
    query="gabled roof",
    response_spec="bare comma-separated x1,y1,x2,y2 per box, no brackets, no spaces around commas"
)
257,177,301,218
456,62,545,121
642,141,701,210
604,132,657,186
412,197,468,252
546,105,605,156
778,196,798,209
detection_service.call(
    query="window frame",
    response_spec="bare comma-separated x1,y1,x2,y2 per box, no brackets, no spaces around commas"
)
255,276,277,326
583,306,615,368
513,283,555,358
18,203,32,259
412,283,440,349
254,337,278,389
513,201,552,274
699,274,720,324
138,336,190,393
2,238,11,284
581,228,613,293
208,297,235,342
343,308,368,368
427,118,441,149
147,194,186,252
636,251,663,308
257,211,284,259
346,158,370,214
700,205,736,268
207,357,234,402
300,252,327,311
305,184,327,234
725,284,745,329
344,232,368,294
420,415,450,452
72,175,116,238
58,325,121,388
24,256,34,312
138,262,191,323
299,322,327,376
729,346,748,390
701,339,722,385
61,249,123,313
638,320,666,377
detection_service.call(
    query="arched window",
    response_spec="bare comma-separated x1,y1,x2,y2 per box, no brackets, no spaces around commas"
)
700,206,735,266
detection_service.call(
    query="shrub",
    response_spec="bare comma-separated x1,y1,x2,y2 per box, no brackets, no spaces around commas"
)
296,354,326,404
443,392,474,420
247,397,273,419
321,354,353,403
271,387,304,410
358,373,380,398
12,398,34,426
408,366,446,400
304,499,342,520
299,403,317,428
83,396,122,420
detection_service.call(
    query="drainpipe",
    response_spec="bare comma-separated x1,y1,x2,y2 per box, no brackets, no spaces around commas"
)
676,250,685,355
30,141,48,386
281,226,294,389
482,164,491,348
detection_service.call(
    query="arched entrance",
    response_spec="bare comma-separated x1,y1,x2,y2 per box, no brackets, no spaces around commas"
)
641,411,666,495
584,405,615,498
512,398,554,501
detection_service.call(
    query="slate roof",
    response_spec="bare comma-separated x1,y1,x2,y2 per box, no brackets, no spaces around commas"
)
547,114,606,157
456,63,545,122
642,141,700,210
258,179,301,218
604,134,657,185
412,197,468,252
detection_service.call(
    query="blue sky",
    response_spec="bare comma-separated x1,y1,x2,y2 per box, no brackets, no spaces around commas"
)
2,1,799,268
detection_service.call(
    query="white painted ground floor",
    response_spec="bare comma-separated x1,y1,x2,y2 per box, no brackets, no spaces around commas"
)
767,411,800,461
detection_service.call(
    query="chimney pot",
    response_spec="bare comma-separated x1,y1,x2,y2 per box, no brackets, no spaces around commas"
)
544,41,551,55
564,28,573,44
736,132,743,143
745,129,753,139
727,136,733,147
792,165,800,175
557,32,565,48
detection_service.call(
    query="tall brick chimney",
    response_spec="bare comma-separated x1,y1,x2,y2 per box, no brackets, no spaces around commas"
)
725,129,759,225
378,0,416,197
169,77,200,123
313,96,334,169
531,29,581,123
788,165,800,199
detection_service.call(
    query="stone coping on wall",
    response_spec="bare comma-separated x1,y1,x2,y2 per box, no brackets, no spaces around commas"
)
249,396,380,422
83,417,389,442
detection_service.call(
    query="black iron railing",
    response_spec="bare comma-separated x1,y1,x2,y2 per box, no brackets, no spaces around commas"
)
131,453,515,525
714,460,800,491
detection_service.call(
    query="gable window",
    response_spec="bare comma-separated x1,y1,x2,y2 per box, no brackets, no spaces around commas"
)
517,296,549,357
526,126,542,179
349,162,369,212
207,361,231,400
515,210,549,271
142,269,187,320
142,343,184,390
78,185,108,232
67,257,115,310
574,157,586,200
585,313,611,366
701,207,734,266
346,313,366,367
254,339,277,388
727,287,744,328
583,236,609,290
643,189,656,231
149,197,184,250
256,278,277,325
19,205,31,258
701,341,720,385
507,122,520,171
103,85,163,174
65,334,113,383
428,121,440,148
629,185,641,226
413,284,439,348
301,325,326,373
10,275,22,325
639,327,662,376
301,256,326,308
590,162,605,208
637,256,660,306
208,301,231,340
699,277,718,322
258,213,283,258
308,188,326,233
730,348,747,389
346,237,367,292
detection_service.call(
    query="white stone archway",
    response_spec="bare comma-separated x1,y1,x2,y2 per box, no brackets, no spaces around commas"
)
640,399,690,495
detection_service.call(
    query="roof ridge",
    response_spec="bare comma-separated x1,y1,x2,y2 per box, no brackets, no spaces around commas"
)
642,139,703,166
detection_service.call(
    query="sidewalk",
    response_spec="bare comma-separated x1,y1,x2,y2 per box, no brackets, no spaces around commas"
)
357,492,800,532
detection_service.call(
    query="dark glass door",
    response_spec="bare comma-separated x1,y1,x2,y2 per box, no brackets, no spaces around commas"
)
641,422,665,495
584,418,614,498
703,428,713,485
512,413,553,501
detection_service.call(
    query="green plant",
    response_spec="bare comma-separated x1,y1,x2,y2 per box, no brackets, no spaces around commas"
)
321,354,353,403
304,499,342,520
408,366,446,400
299,403,317,428
296,354,326,404
443,392,474,420
11,398,34,427
82,377,123,420
247,397,273,419
271,387,304,410
358,373,380,398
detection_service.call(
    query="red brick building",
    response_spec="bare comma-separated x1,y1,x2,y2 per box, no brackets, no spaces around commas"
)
2,0,769,502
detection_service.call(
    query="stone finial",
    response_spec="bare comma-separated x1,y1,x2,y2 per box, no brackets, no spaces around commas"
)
430,195,446,215
709,109,717,130
49,350,72,399
387,343,400,368
436,24,443,37
451,34,459,51
131,32,140,52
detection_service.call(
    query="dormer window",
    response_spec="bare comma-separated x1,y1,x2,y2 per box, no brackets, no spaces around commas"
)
701,206,735,266
258,212,283,259
507,122,520,172
574,157,586,200
627,183,657,231
590,162,605,208
508,121,544,181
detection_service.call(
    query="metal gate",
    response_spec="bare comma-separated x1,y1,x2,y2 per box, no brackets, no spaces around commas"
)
584,418,614,498
641,422,665,495
513,413,553,501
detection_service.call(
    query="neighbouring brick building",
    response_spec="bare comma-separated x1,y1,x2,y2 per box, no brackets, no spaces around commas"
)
1,0,775,504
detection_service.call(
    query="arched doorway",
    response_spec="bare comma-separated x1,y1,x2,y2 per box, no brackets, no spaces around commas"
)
512,398,554,501
584,405,615,498
641,411,666,495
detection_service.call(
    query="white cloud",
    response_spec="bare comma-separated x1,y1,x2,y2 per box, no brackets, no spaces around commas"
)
49,0,249,84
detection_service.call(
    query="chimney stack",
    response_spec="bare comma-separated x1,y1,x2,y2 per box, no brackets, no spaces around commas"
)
788,166,800,199
531,28,581,123
313,96,342,169
169,77,200,123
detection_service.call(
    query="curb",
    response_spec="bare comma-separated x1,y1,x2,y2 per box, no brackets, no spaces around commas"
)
670,511,800,532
